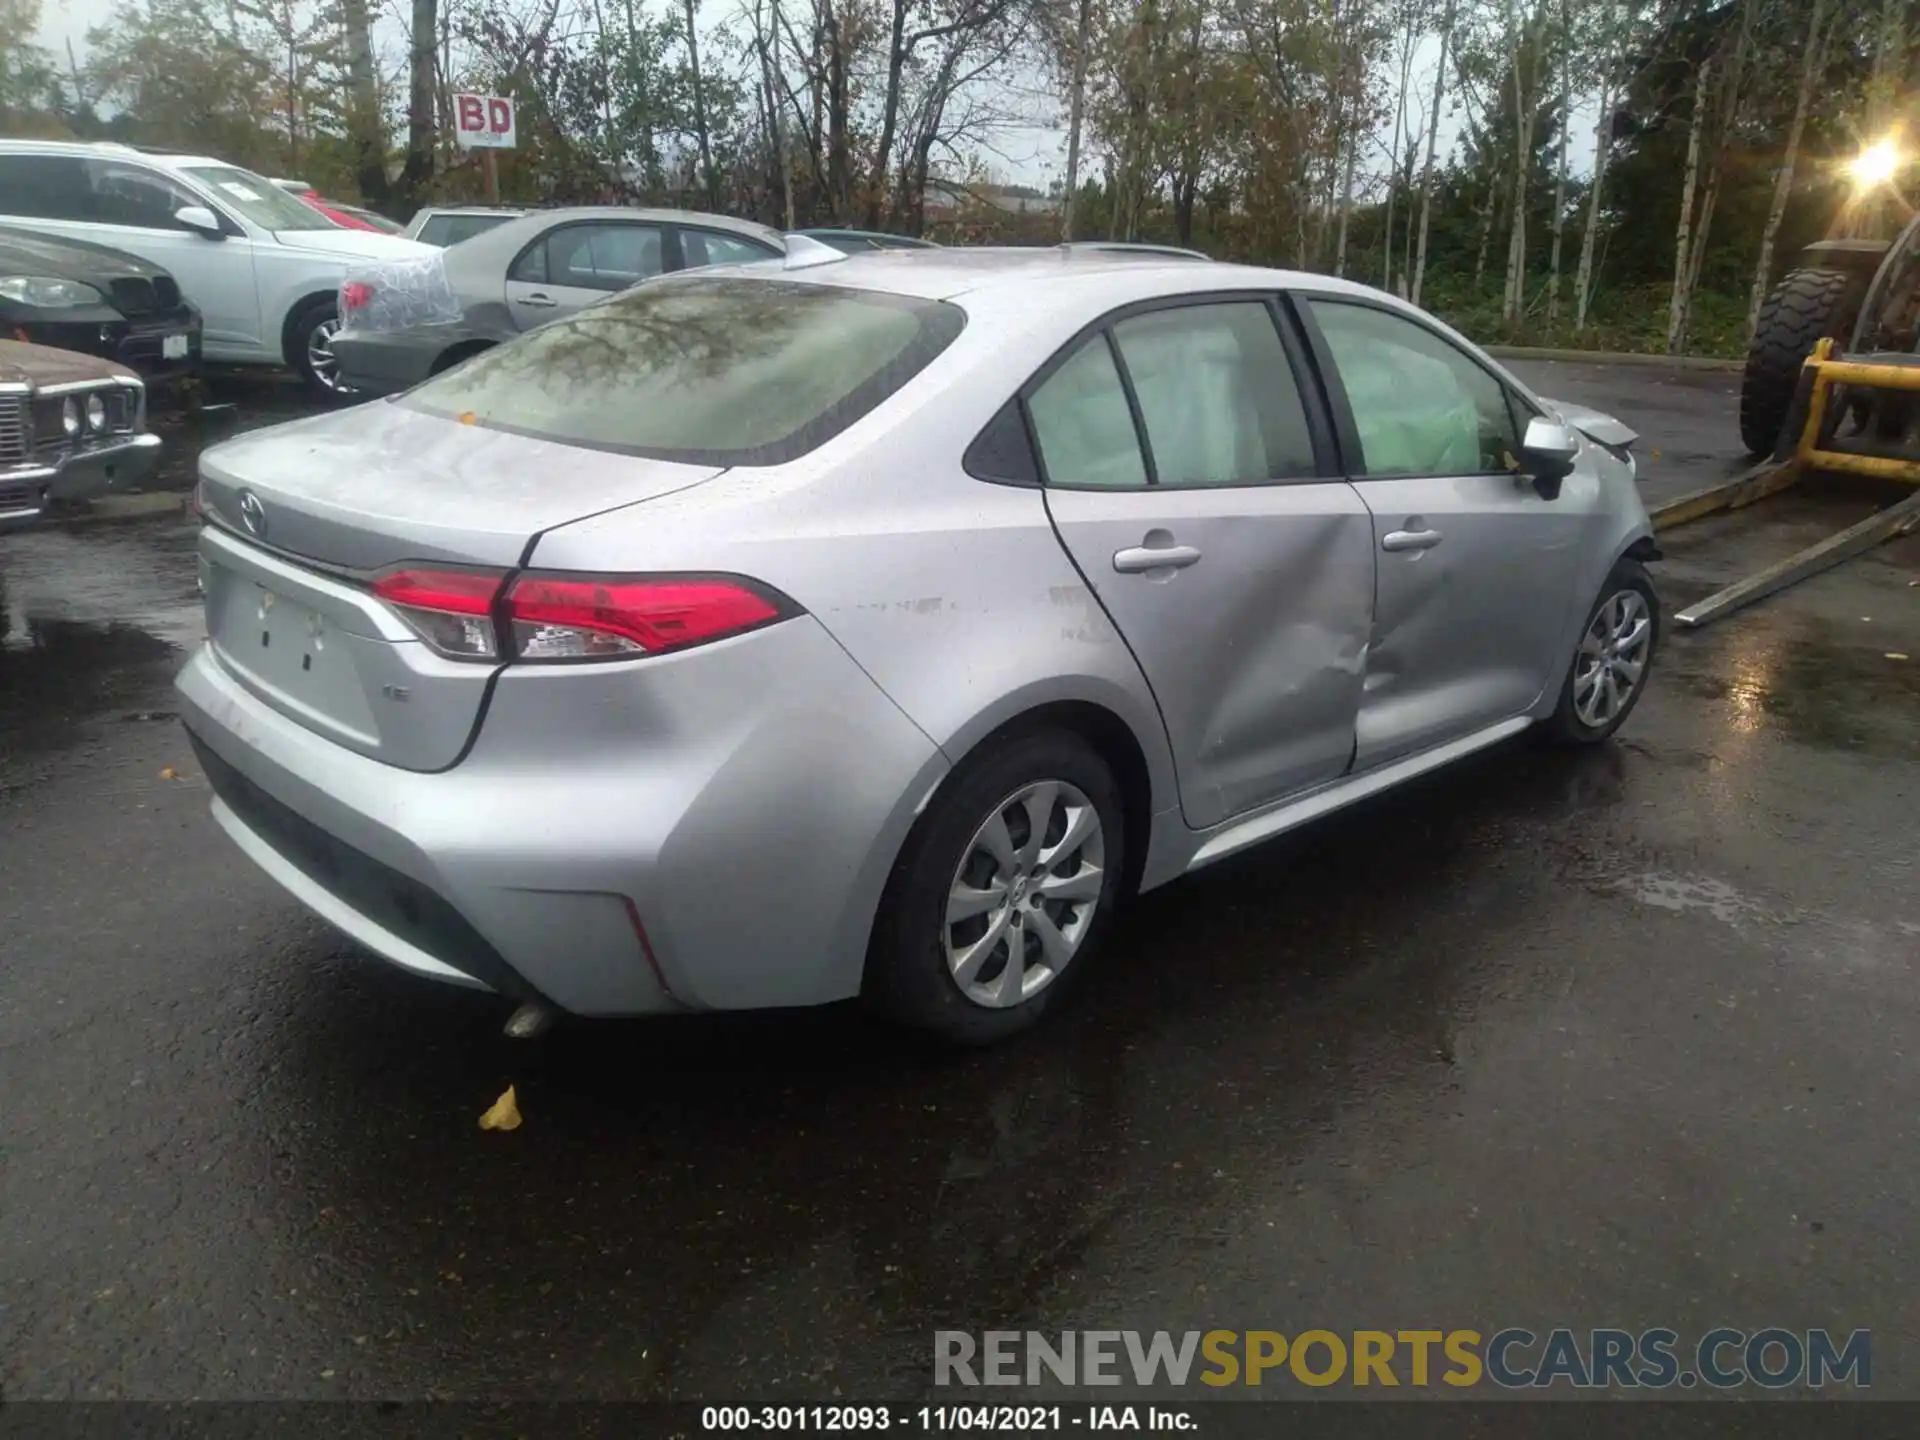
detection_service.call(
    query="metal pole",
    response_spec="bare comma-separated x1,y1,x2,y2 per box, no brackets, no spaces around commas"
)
1673,488,1920,628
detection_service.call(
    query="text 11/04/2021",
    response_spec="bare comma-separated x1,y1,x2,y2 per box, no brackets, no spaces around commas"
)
702,1406,1189,1431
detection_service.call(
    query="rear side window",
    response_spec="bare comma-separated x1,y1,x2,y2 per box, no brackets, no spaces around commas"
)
1110,302,1317,485
1026,338,1149,490
403,277,965,465
681,230,780,268
0,154,96,220
421,213,514,247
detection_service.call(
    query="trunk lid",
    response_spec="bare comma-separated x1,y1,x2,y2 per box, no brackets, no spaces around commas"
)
196,401,727,770
198,400,725,571
272,228,436,263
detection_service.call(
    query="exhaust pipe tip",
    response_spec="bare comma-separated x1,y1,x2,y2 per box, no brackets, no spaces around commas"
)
503,1001,556,1040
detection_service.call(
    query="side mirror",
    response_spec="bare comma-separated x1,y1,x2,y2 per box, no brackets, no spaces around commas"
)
174,205,225,239
1518,416,1578,500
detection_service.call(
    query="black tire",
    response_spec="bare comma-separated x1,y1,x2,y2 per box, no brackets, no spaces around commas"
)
1545,559,1659,746
864,729,1125,1045
1738,268,1852,456
288,297,357,402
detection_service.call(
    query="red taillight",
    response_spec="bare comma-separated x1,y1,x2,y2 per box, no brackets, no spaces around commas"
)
341,280,375,311
369,568,793,664
372,566,505,658
506,575,789,661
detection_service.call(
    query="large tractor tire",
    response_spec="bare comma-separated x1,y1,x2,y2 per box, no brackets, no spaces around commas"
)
1739,268,1854,457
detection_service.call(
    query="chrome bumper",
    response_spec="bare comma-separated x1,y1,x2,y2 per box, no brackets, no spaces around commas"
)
0,432,163,532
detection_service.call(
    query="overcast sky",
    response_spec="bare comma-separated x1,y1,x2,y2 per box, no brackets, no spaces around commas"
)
38,4,1515,194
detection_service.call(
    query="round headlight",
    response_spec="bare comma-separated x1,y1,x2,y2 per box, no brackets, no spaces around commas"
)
86,393,107,432
61,397,80,436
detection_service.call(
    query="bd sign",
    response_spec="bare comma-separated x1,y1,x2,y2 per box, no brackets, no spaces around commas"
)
454,94,516,149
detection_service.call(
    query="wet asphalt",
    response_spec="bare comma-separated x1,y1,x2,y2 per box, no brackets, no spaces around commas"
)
1,363,1917,1402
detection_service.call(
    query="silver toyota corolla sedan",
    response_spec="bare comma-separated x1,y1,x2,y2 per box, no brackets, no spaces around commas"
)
178,247,1659,1044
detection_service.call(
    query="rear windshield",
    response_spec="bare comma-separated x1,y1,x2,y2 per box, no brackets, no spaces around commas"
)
419,212,514,247
401,277,965,465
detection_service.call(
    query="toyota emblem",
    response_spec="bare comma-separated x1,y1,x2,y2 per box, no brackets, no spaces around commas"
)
237,489,266,539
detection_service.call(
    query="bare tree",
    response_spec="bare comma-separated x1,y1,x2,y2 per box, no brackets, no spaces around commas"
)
684,0,719,208
1411,0,1455,305
1664,54,1710,353
1745,0,1832,337
1060,0,1093,238
1544,0,1570,322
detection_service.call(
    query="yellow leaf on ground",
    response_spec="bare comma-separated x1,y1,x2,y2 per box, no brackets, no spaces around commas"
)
159,767,176,781
479,1085,521,1132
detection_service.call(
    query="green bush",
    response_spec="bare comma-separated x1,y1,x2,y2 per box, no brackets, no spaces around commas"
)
1420,274,1750,359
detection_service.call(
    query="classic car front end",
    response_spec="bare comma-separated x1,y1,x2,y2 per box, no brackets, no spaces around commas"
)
0,340,162,533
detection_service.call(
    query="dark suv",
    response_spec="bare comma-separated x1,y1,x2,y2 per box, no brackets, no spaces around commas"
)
0,225,201,386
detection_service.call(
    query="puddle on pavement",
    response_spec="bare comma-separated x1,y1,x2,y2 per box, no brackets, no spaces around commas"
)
1663,617,1920,760
0,525,201,774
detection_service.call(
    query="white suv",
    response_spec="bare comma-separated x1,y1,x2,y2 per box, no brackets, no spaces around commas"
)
0,141,434,396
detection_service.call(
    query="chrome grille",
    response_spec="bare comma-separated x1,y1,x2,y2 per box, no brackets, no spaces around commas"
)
0,396,27,465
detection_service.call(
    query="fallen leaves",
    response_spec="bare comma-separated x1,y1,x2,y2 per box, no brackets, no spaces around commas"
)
479,1085,521,1132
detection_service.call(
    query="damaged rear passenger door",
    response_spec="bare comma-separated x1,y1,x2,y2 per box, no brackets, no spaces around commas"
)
1031,295,1376,831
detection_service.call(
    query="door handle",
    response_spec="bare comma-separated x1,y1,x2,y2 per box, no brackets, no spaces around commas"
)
1113,543,1202,573
518,292,558,308
1381,528,1443,552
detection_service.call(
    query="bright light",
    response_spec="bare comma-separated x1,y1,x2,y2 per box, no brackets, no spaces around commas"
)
1849,138,1903,188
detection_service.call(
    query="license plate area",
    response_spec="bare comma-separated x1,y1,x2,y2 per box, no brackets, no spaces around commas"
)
162,333,191,360
209,574,384,746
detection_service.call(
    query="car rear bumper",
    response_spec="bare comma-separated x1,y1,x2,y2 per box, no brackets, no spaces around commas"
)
332,328,457,397
175,613,947,1017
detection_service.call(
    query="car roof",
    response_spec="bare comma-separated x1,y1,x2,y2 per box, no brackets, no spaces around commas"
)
708,245,1367,306
0,139,244,171
419,206,526,216
444,206,786,266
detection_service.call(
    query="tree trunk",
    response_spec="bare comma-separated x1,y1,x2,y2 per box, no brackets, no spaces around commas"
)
1545,0,1570,322
1473,164,1500,288
1500,11,1531,329
1411,0,1454,306
823,1,850,220
1665,57,1710,355
1573,77,1611,331
683,0,719,209
1060,0,1092,240
1747,0,1830,338
1382,25,1412,290
1675,0,1753,349
1333,124,1358,276
865,0,909,229
341,0,386,203
1174,170,1198,246
401,0,438,199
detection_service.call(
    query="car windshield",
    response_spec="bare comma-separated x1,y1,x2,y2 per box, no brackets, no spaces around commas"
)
402,277,965,465
419,212,516,247
179,164,338,231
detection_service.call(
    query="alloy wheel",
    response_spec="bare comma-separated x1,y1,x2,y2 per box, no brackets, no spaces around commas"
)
943,780,1105,1009
1573,588,1652,729
307,316,350,393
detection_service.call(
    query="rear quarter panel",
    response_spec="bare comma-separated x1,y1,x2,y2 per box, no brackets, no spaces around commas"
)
527,289,1187,909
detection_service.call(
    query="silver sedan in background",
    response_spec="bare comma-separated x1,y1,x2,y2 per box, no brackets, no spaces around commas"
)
179,249,1659,1045
331,206,785,396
